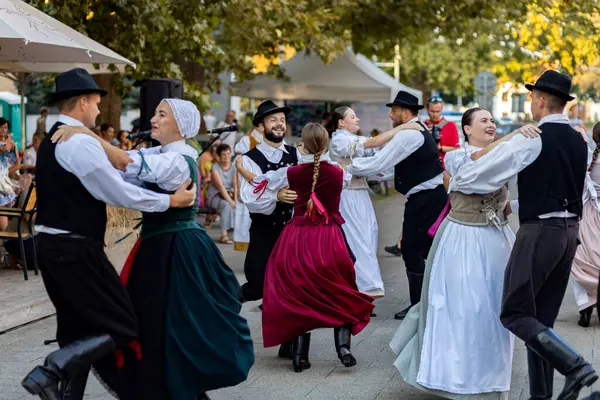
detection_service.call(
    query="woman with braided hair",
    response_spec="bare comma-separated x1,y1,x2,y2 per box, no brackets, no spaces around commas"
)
236,123,374,373
571,123,600,327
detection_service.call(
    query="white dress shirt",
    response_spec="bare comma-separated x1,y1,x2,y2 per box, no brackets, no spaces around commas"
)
239,141,302,215
347,117,443,196
234,129,264,155
123,139,197,192
449,114,594,219
36,115,170,235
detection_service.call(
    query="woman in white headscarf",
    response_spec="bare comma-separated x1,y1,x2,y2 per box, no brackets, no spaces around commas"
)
53,99,254,400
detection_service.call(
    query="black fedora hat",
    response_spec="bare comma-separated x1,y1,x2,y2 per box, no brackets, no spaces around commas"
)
386,91,424,111
525,70,575,101
253,100,291,126
48,68,108,104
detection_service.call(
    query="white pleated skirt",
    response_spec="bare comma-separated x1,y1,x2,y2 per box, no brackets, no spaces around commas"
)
339,188,384,295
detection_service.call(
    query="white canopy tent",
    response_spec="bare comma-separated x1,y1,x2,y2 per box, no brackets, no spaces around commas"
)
231,47,422,104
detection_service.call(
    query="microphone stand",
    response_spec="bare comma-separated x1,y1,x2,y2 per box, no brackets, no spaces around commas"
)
198,131,227,157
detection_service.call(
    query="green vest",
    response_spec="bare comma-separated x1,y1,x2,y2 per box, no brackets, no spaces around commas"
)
140,155,202,239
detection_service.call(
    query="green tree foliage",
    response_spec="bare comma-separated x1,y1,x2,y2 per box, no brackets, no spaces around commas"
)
24,0,600,112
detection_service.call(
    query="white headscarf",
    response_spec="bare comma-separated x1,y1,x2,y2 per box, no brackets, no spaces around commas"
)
162,98,201,139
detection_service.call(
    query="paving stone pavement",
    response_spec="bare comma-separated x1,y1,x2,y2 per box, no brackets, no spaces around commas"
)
1,194,600,400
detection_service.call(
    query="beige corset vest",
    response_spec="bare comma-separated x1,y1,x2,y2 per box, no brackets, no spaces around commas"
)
335,157,369,190
448,186,509,226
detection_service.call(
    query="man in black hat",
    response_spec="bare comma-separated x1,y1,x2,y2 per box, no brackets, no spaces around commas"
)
21,68,196,400
237,100,301,356
348,91,448,320
238,100,300,302
450,69,596,400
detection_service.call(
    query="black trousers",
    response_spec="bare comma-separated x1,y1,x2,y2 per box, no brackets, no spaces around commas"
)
37,234,138,348
240,221,286,301
400,185,448,275
500,218,580,341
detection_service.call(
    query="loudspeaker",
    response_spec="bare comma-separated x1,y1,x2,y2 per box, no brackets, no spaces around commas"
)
135,78,184,131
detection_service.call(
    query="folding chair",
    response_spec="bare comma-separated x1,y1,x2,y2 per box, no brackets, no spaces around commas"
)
0,181,38,280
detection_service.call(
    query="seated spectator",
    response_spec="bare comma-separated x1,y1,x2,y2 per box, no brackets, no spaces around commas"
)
0,118,20,231
198,139,220,225
100,123,120,146
21,132,43,174
207,144,237,244
117,130,132,150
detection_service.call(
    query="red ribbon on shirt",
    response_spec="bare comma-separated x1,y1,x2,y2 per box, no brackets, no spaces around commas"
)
251,179,268,200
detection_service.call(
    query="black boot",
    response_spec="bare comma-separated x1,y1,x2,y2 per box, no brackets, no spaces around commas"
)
22,335,115,400
60,368,90,400
238,289,247,304
527,348,553,399
292,333,311,373
394,271,424,320
394,305,412,320
578,306,593,328
278,340,293,359
582,392,600,400
526,328,598,400
334,325,356,367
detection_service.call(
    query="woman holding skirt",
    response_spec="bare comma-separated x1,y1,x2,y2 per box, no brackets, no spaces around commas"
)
237,123,374,372
571,125,600,327
329,107,423,298
390,108,541,399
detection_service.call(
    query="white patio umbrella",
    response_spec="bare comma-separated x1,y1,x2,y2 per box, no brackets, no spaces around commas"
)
0,0,134,65
0,0,135,149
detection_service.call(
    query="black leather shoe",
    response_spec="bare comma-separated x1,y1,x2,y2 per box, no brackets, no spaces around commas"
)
578,306,593,328
278,341,293,359
527,328,598,400
21,366,61,400
334,325,356,367
394,305,412,320
292,333,311,373
384,245,402,257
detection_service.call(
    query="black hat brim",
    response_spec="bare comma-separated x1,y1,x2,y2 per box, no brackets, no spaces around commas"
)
525,83,575,101
385,101,424,111
253,106,292,126
46,88,108,105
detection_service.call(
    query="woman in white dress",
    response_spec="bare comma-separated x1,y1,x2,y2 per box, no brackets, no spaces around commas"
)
329,107,421,299
390,108,540,399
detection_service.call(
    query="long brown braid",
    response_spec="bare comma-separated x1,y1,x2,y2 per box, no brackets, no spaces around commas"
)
590,123,600,173
300,123,329,216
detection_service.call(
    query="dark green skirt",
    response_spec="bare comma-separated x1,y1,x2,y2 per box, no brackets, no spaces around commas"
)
116,226,254,399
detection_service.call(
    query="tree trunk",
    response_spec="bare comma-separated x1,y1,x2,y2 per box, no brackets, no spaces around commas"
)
176,58,208,133
93,73,122,130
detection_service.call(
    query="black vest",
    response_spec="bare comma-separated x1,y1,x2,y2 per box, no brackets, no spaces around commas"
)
517,122,587,223
36,122,107,241
245,144,298,227
394,121,444,195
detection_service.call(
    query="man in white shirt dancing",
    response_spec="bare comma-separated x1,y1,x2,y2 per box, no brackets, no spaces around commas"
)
348,91,448,320
21,68,196,400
